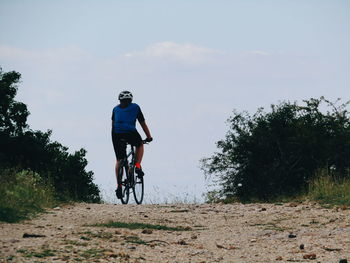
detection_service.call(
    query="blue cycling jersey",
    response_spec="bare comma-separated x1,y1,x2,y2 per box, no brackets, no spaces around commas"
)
112,103,145,133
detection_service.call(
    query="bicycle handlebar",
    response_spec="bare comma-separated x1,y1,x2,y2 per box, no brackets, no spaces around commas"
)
143,137,153,144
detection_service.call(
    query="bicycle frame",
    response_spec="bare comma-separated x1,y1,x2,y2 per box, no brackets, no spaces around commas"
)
125,145,135,185
126,145,135,163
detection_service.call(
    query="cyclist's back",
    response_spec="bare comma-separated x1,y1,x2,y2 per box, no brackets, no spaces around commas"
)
112,102,144,133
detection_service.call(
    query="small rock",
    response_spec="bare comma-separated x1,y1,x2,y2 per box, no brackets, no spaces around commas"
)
144,215,149,218
53,207,60,210
228,245,237,250
191,234,197,240
127,246,136,250
276,256,283,260
323,246,341,252
216,244,225,249
250,239,257,242
288,234,297,238
23,233,46,238
300,244,305,250
115,230,121,235
303,253,316,260
86,207,91,210
142,229,153,234
260,208,267,211
178,240,187,245
339,259,347,263
104,252,119,258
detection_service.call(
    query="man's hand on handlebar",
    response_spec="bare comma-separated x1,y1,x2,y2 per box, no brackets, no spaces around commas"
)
143,137,153,144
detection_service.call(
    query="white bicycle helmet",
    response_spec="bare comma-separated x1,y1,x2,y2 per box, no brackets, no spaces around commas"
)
118,90,133,101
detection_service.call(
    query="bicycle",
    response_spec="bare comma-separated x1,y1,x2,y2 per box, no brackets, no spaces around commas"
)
118,139,149,204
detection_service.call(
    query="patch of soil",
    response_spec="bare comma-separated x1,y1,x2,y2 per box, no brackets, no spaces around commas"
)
1,202,349,262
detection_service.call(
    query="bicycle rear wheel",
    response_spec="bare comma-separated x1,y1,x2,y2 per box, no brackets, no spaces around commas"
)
133,173,144,204
119,164,130,204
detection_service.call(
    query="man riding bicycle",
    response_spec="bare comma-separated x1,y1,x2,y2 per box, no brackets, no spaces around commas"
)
112,91,153,199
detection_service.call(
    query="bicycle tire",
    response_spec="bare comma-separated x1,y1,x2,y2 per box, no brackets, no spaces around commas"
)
133,173,144,204
120,163,130,204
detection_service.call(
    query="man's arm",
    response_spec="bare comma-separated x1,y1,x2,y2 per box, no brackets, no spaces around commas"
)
139,120,152,140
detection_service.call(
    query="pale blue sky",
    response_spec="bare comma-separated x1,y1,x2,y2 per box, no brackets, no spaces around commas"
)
2,1,349,54
1,0,349,202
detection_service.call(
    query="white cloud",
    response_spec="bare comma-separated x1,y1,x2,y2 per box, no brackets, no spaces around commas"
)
0,43,329,85
124,41,223,65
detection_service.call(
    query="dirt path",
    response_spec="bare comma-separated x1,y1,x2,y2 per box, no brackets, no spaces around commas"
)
0,202,349,262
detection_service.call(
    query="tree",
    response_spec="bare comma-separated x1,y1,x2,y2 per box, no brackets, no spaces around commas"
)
0,67,101,202
201,98,350,201
0,68,29,136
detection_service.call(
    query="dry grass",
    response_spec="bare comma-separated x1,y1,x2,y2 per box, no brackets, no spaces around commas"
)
308,169,350,206
0,169,56,222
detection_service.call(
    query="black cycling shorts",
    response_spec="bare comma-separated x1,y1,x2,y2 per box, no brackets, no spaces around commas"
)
112,131,143,160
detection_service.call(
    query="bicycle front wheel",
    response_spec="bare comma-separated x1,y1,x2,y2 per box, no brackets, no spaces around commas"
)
133,174,144,204
119,164,130,204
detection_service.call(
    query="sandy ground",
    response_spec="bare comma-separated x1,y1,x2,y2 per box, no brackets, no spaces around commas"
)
0,202,349,262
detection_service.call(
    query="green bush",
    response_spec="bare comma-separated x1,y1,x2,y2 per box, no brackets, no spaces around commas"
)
202,97,350,201
0,68,101,203
0,169,55,222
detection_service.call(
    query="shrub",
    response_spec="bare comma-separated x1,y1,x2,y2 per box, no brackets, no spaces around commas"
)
0,68,101,203
202,97,350,201
0,169,55,222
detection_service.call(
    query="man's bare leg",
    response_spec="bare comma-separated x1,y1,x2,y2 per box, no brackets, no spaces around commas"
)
135,144,144,164
135,144,144,176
